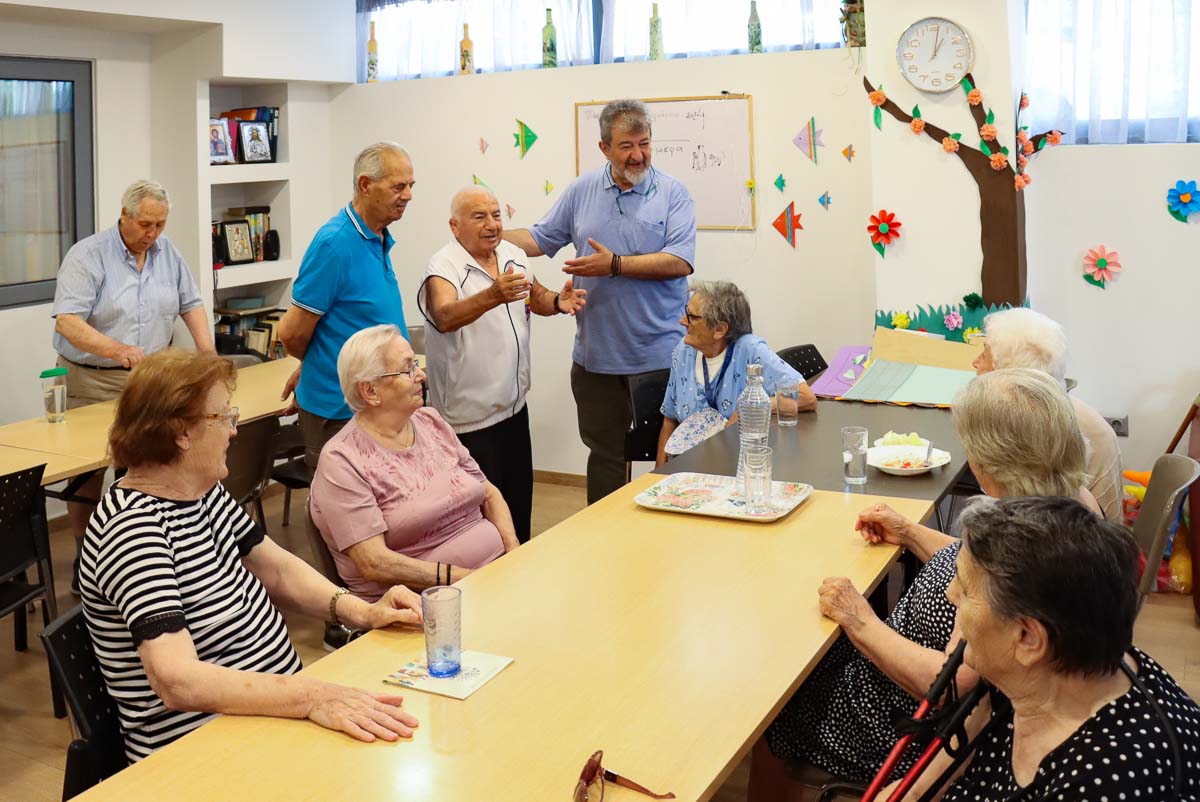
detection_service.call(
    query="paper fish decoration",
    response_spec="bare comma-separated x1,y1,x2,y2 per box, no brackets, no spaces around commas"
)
544,179,554,195
793,117,824,163
842,369,857,380
774,174,786,192
842,144,855,162
479,138,489,155
506,203,516,219
818,191,832,210
772,202,803,247
472,174,491,189
513,119,538,158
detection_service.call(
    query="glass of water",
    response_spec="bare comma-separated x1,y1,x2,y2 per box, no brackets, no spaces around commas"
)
776,382,801,427
421,586,462,678
40,366,68,423
742,445,774,514
842,426,868,485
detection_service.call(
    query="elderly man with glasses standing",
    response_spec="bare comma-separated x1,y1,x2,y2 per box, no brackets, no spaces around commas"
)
504,98,697,504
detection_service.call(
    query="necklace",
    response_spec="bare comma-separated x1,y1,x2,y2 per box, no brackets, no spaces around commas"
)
360,417,415,451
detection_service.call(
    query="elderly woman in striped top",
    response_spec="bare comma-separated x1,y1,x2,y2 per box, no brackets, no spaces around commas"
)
79,350,424,762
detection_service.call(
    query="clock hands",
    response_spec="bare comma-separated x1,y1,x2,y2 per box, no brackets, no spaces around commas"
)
930,29,943,60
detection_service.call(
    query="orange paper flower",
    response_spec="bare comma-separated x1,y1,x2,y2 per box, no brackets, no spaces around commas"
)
868,209,902,246
989,152,1009,171
980,123,997,141
1020,93,1030,109
868,89,887,107
1022,172,1031,186
910,118,926,134
1014,175,1025,191
967,89,983,106
942,136,960,153
1016,129,1029,144
1022,140,1035,155
1017,155,1028,169
1046,130,1063,145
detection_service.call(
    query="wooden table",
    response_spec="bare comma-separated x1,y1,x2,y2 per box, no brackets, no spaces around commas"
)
0,444,106,485
658,399,967,502
76,474,932,802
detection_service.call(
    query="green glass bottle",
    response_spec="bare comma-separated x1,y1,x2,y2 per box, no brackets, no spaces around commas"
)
542,8,557,68
748,1,762,53
648,3,664,61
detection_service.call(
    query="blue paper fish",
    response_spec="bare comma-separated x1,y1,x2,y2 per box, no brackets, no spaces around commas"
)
818,191,832,210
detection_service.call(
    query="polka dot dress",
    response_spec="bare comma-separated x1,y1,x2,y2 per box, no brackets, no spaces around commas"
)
764,541,963,781
943,647,1200,802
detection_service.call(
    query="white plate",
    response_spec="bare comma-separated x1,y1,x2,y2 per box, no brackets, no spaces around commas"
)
867,445,951,476
873,436,931,449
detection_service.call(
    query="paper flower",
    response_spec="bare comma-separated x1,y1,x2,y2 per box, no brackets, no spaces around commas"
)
1017,155,1028,170
1021,172,1031,186
746,179,755,194
962,326,982,343
868,209,902,257
962,293,984,311
1083,245,1121,286
944,310,963,331
911,118,926,134
1020,93,1030,109
1014,174,1027,192
1046,130,1063,145
1016,129,1029,144
868,88,887,106
942,136,960,153
980,123,998,141
1167,180,1200,222
891,312,911,329
967,88,983,106
1022,140,1035,155
989,152,1009,171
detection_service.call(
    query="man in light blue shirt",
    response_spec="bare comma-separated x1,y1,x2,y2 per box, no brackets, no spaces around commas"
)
505,99,697,503
52,178,215,592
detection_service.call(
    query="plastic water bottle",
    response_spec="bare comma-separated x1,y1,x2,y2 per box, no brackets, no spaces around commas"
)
736,363,772,480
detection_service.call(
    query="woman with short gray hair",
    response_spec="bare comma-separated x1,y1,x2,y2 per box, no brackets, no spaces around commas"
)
656,281,814,464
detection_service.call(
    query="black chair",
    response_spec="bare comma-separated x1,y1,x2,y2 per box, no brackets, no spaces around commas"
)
269,421,311,527
623,369,671,479
39,605,128,800
223,416,281,529
0,464,64,715
776,344,829,382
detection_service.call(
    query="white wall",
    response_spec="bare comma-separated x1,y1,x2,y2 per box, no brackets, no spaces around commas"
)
328,49,876,474
1025,144,1200,471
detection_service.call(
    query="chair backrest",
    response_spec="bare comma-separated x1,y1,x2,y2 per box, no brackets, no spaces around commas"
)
0,464,49,583
39,606,128,786
223,416,281,506
776,344,828,382
1132,453,1200,598
624,368,672,462
407,324,426,355
304,497,343,584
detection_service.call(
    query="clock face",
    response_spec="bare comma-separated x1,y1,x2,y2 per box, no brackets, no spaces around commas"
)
895,17,973,93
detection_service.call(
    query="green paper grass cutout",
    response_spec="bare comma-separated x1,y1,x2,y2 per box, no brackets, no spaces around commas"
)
875,298,1028,341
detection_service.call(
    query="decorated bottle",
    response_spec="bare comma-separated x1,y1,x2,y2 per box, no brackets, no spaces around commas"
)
459,24,474,75
748,1,762,53
542,8,557,68
735,364,771,480
648,3,664,61
367,20,379,82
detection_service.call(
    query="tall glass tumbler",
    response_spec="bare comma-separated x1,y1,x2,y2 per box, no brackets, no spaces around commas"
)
842,426,868,485
421,586,462,678
742,445,774,514
776,382,801,427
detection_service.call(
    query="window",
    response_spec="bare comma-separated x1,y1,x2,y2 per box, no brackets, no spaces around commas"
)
1025,0,1200,144
0,57,94,308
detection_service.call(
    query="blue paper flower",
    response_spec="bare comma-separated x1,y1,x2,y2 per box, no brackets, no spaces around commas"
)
1167,179,1200,222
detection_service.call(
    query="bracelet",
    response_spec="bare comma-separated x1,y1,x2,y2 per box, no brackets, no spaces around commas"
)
610,253,621,277
448,565,453,584
436,562,443,586
552,292,563,314
328,587,350,626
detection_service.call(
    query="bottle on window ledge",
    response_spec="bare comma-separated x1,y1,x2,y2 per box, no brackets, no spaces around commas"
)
748,1,763,53
459,23,475,75
367,20,379,82
648,3,664,61
542,8,557,68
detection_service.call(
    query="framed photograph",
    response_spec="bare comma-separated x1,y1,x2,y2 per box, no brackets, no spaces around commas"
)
208,118,235,165
239,121,272,163
220,220,255,265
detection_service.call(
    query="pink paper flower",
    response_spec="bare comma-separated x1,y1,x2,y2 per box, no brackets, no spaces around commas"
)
1083,245,1121,283
944,310,963,331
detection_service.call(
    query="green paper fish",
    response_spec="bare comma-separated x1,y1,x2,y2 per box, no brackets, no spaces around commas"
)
514,119,538,158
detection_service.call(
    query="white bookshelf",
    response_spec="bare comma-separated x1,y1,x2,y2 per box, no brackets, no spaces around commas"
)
209,161,290,184
214,257,299,290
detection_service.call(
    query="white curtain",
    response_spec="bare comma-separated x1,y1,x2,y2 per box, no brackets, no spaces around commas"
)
1025,0,1199,143
599,0,844,63
369,0,595,80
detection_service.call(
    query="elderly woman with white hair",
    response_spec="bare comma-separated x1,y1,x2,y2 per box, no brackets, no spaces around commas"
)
310,324,518,605
972,306,1122,520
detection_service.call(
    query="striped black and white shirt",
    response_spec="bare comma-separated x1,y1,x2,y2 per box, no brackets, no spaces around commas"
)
80,482,302,762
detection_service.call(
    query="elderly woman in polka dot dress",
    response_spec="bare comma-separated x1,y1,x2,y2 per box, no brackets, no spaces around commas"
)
749,369,1103,800
899,496,1200,801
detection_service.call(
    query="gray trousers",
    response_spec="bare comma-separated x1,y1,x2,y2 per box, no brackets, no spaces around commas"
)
299,408,350,469
570,363,633,504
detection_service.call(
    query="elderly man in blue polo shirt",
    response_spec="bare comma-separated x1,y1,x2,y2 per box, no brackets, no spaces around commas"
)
504,98,697,503
279,141,414,469
52,178,216,592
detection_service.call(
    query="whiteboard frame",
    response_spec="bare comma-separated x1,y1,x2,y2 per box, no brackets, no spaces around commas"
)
573,94,756,231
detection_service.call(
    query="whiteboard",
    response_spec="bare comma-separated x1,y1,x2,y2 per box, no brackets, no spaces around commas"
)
575,95,756,230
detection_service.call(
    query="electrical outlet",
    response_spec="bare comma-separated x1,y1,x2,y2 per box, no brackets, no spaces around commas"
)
1106,416,1129,437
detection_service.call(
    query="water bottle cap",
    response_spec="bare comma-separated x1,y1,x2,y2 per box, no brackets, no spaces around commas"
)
746,363,764,376
40,367,69,379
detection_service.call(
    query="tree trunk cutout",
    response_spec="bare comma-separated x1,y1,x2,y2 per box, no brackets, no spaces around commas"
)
865,74,1058,307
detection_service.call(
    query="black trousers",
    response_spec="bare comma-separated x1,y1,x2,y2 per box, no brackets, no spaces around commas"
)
456,405,533,543
570,363,633,504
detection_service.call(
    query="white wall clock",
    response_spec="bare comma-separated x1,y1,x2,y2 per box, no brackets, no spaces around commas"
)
895,17,974,93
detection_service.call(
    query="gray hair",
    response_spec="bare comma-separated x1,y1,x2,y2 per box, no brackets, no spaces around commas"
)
352,141,410,194
450,185,497,220
691,280,753,343
982,307,1068,383
953,368,1087,498
120,179,170,217
337,324,408,412
959,495,1139,675
599,99,651,145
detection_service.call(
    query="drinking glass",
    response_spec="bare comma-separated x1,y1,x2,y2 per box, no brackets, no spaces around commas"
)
842,426,868,485
421,586,462,678
742,445,774,514
775,382,801,427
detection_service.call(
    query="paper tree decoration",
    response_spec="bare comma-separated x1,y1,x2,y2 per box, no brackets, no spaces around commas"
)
842,144,855,162
480,138,489,155
544,179,554,195
506,203,516,219
774,174,786,192
772,202,803,247
818,191,832,210
514,119,538,158
1167,180,1200,223
867,209,901,258
793,117,824,163
1082,245,1121,289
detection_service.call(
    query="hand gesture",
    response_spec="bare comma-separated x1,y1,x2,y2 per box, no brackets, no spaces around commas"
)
855,503,913,547
280,365,301,415
563,238,615,277
491,270,531,304
556,279,587,315
363,585,424,629
306,682,419,742
114,344,146,369
817,576,877,634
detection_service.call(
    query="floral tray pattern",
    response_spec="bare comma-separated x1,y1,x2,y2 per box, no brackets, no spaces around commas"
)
635,472,813,522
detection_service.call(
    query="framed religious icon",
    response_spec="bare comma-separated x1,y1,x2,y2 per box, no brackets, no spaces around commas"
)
208,118,235,165
239,121,272,163
220,220,255,264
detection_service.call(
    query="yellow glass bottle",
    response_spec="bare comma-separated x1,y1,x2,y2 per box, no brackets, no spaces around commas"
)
459,23,475,75
367,20,378,82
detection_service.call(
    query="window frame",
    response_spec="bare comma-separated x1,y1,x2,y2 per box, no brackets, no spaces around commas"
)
0,56,95,309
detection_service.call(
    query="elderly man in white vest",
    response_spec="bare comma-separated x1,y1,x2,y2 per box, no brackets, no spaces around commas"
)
418,187,585,543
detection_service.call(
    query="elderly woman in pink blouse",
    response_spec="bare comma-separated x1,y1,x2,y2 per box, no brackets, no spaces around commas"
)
311,324,518,602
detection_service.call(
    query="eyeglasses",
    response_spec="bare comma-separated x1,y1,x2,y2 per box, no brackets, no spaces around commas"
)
573,750,675,802
374,367,417,380
203,407,239,429
684,311,703,324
